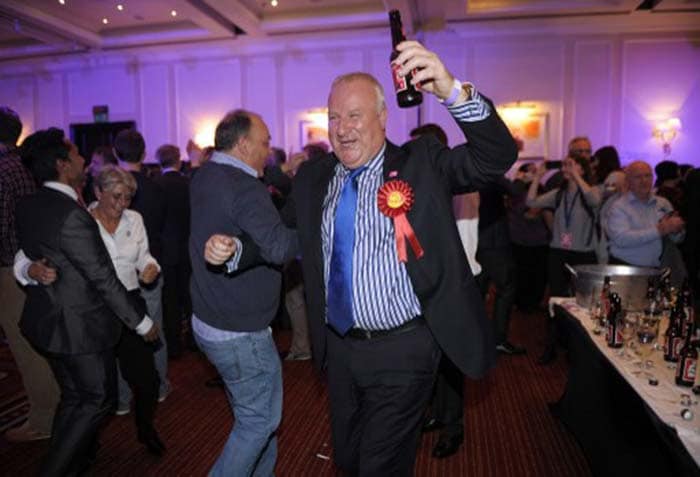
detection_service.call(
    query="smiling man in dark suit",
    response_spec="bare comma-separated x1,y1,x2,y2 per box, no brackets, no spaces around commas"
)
14,128,159,477
206,41,517,476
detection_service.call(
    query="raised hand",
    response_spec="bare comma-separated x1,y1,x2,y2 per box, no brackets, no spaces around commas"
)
393,41,460,101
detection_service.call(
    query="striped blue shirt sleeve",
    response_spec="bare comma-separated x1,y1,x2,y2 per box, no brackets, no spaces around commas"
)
446,83,491,122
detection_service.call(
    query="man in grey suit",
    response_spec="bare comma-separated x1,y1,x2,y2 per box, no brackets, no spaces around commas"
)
15,128,158,477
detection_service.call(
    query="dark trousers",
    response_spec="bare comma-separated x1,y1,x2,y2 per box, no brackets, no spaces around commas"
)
326,323,440,477
429,356,464,438
513,243,549,311
42,349,117,477
117,326,159,439
161,262,191,357
547,248,598,298
476,247,517,344
119,290,159,439
542,248,598,358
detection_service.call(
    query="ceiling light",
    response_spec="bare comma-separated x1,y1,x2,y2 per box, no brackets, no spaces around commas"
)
102,18,109,24
117,4,124,11
58,0,65,4
171,10,178,17
271,0,278,6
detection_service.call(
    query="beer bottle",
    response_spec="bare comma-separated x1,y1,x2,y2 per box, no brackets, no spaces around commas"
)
388,10,422,108
664,301,684,362
676,321,697,387
606,293,623,348
600,276,612,323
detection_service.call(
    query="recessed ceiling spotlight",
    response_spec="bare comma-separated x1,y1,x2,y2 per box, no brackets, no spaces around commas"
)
58,0,65,4
271,0,278,6
102,17,109,24
117,4,124,11
171,9,177,17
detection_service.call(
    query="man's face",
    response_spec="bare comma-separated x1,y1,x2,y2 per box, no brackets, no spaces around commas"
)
64,140,85,187
626,162,653,201
569,138,592,162
328,78,387,169
243,115,271,176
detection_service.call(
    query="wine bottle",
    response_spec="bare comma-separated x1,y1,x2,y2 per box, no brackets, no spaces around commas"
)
388,10,422,108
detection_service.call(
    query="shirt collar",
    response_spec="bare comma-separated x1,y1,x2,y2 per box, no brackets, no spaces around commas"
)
335,142,386,177
626,192,657,206
162,167,179,174
44,181,78,201
211,150,258,178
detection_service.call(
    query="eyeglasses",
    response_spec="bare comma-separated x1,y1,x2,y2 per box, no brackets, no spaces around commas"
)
570,148,592,156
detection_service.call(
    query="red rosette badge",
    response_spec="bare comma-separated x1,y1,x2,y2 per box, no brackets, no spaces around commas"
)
377,180,424,262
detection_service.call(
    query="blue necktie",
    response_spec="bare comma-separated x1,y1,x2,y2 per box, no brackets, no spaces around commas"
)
327,167,365,335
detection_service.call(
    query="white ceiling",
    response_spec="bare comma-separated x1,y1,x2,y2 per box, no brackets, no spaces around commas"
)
0,0,698,61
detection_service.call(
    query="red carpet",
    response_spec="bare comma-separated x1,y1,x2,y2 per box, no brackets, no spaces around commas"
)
0,308,590,476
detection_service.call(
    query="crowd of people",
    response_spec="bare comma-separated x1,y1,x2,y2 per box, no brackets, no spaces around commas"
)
0,37,696,477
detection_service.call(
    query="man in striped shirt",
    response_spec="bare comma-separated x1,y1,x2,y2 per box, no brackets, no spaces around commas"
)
206,40,517,476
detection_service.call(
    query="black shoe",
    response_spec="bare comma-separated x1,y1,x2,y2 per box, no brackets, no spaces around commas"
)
496,341,526,355
422,417,444,433
537,347,557,365
205,376,224,388
432,434,463,458
138,431,166,456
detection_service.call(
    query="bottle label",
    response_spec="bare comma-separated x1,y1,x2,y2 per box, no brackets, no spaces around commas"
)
391,63,408,93
677,357,697,382
674,338,685,359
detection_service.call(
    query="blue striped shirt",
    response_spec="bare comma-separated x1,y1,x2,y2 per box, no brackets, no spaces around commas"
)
321,87,491,330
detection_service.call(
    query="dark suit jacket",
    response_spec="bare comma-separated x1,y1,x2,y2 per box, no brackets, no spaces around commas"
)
129,171,166,263
155,170,190,266
280,101,517,378
16,187,143,354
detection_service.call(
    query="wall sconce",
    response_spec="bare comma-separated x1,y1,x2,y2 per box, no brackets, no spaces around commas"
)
193,120,218,148
652,117,681,156
498,102,536,125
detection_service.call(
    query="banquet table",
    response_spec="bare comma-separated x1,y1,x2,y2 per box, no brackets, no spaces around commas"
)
549,297,700,476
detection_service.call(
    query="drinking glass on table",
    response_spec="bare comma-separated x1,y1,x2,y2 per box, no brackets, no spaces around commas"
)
635,314,660,360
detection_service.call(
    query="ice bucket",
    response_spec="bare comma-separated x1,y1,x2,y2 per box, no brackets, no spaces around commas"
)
567,264,664,311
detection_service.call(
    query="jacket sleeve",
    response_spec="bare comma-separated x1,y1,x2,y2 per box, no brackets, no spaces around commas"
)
60,208,143,330
430,96,519,193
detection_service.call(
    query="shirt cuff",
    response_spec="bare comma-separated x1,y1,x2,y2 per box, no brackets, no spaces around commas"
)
134,315,154,336
447,83,491,122
224,237,244,274
14,250,37,286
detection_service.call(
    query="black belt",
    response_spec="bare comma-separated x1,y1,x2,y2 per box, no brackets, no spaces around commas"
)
344,317,425,340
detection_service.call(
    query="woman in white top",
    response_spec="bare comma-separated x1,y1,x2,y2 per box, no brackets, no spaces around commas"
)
90,165,165,456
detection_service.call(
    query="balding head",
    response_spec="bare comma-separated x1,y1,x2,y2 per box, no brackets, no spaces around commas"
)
625,161,653,201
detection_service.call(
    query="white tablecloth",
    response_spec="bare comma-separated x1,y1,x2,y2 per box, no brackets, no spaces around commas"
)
550,297,700,466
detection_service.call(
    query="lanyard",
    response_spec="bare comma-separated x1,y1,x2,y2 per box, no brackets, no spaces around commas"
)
563,189,580,230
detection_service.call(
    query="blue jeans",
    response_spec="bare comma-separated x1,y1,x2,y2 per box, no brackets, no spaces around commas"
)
195,328,282,477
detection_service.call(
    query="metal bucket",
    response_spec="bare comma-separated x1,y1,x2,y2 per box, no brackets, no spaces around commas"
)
566,264,664,311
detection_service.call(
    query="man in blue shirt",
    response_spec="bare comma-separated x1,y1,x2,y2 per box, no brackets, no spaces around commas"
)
606,160,685,266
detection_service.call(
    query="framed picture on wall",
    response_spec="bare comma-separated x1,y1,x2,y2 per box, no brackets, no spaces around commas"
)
501,111,550,160
299,120,328,148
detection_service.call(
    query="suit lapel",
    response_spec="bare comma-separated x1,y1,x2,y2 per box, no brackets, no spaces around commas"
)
382,141,408,183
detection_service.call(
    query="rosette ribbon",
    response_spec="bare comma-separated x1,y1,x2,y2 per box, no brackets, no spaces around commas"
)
377,180,424,262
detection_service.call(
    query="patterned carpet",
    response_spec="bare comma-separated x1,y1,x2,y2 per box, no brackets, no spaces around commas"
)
0,308,591,476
